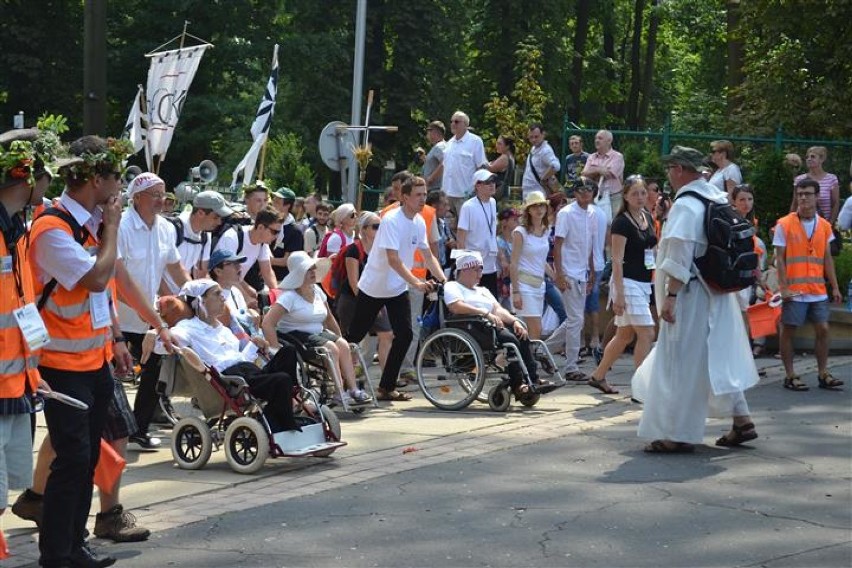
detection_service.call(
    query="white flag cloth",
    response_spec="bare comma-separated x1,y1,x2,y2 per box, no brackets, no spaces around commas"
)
121,85,151,170
145,45,210,167
232,44,279,187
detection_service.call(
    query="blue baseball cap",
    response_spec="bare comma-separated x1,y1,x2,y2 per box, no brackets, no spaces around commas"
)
208,249,246,271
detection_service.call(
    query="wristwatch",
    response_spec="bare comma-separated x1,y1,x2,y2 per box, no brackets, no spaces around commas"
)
158,321,169,330
113,335,127,343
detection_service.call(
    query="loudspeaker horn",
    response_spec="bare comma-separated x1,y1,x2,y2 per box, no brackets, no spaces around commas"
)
123,165,142,185
191,159,218,184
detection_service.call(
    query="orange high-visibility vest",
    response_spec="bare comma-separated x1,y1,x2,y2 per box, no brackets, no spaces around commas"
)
29,210,115,371
0,235,41,397
380,203,436,279
776,212,832,296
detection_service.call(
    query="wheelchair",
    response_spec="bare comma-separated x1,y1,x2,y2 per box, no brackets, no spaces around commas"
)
278,331,378,415
416,286,563,412
156,346,346,475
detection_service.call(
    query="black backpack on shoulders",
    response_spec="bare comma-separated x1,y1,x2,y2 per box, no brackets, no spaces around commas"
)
165,215,208,249
677,191,758,293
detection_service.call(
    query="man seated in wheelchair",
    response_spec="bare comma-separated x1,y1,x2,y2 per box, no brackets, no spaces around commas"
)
444,251,555,397
207,249,262,341
156,279,300,432
261,251,372,405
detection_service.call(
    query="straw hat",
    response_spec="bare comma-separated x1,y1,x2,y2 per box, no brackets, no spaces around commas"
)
522,190,548,210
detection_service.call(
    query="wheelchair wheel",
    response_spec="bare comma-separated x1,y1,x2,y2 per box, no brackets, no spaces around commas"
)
518,391,541,408
416,328,485,411
170,417,213,470
313,404,342,458
224,416,270,474
487,384,511,412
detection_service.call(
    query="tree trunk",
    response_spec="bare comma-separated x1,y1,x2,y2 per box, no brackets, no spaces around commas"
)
726,0,744,115
637,0,659,129
626,0,646,128
602,4,619,119
570,0,591,123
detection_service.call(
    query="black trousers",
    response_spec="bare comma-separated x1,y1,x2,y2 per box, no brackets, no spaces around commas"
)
39,364,114,567
495,328,539,390
125,331,162,436
346,290,412,392
222,345,299,432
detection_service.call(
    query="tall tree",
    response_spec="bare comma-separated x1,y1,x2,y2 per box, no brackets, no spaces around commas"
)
625,0,646,128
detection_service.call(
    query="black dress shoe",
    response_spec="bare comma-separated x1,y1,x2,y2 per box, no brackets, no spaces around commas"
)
69,542,116,567
129,432,161,449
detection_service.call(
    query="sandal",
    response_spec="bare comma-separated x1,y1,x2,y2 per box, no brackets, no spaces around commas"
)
752,345,765,358
715,422,758,447
783,376,809,391
587,377,619,395
818,373,844,390
376,388,413,402
643,440,695,454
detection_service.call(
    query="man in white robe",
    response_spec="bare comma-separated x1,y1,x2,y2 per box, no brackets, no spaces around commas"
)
633,146,759,453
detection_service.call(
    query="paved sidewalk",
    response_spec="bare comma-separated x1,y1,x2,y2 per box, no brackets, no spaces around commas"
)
3,352,850,566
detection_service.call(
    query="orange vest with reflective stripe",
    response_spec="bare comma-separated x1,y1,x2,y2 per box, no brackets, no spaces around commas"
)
29,211,115,372
380,203,436,279
777,212,831,296
0,235,41,398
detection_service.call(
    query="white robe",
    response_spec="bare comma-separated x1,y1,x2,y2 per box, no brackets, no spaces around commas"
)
633,178,759,444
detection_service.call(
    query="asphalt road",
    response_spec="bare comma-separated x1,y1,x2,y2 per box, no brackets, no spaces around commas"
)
109,367,852,568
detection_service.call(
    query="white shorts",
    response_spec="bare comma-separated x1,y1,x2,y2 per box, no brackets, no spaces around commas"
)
0,413,34,508
611,277,654,328
511,283,545,318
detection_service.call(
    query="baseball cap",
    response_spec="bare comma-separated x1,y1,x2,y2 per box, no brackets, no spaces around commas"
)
473,169,497,184
208,249,246,271
273,186,296,201
193,190,234,218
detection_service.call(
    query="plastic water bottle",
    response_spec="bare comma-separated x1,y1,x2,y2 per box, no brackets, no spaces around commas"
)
847,280,852,312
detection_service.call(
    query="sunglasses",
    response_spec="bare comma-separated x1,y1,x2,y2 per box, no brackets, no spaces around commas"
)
367,223,380,230
266,225,283,233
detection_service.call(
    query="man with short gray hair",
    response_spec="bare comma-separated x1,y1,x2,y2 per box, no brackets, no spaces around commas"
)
439,111,487,217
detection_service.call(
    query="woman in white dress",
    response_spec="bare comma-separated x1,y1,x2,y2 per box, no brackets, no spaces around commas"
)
262,252,372,405
509,191,553,340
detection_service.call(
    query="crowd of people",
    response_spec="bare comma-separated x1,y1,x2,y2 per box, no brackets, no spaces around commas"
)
0,114,848,566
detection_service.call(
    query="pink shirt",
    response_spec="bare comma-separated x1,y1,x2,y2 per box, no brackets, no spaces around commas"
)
585,149,625,196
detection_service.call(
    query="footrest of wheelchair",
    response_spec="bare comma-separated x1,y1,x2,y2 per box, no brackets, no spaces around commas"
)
272,423,347,456
276,441,348,457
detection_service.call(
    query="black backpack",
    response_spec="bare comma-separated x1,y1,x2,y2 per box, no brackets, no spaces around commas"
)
677,190,758,293
165,216,208,249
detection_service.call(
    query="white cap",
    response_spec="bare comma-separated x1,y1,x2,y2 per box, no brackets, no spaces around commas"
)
452,249,483,271
127,172,165,197
473,169,496,184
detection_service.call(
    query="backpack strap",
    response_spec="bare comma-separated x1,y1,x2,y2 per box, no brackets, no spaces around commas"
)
168,216,185,248
235,225,245,256
675,190,710,205
36,208,92,312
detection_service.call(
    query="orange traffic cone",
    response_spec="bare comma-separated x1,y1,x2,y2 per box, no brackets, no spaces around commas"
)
0,527,9,559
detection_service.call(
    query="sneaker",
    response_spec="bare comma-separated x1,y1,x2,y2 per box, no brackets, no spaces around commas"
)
564,370,590,382
11,489,43,527
129,432,162,449
348,388,373,404
94,504,151,543
331,393,355,407
592,346,604,366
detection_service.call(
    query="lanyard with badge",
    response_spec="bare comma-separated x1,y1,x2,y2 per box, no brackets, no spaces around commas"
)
5,240,51,351
478,199,498,256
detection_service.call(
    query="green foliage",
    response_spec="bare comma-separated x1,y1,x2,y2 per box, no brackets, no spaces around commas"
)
742,148,795,241
262,132,316,195
835,247,852,301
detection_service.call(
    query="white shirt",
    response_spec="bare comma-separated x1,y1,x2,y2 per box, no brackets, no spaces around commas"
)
163,210,212,293
772,216,833,303
838,196,852,230
303,223,328,256
554,202,597,281
589,204,608,271
708,162,742,192
458,196,499,274
440,131,488,198
521,141,561,197
214,225,270,280
324,230,354,256
275,285,328,335
156,316,258,373
31,191,104,290
444,281,498,313
513,226,549,292
358,206,429,298
118,205,181,333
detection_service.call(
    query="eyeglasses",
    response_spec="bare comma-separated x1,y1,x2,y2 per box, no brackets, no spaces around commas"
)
348,212,357,219
266,225,283,233
367,223,380,230
796,192,816,198
141,190,166,199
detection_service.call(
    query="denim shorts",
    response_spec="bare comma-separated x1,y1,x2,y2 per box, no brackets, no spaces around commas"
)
585,270,604,313
781,299,830,327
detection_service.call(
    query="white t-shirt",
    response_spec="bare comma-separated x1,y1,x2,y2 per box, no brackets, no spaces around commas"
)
513,226,549,292
441,131,488,198
118,205,181,333
214,225,270,280
521,141,561,197
358,206,429,298
325,230,355,256
163,210,212,293
458,196,499,274
554,202,597,281
158,316,258,373
709,163,742,192
772,218,833,303
275,284,328,335
444,281,498,314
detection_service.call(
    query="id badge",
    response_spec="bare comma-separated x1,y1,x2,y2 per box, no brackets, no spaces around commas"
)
644,249,656,270
1,255,12,274
89,291,111,330
13,303,51,350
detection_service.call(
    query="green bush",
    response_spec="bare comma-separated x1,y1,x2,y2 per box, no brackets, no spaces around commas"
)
834,245,852,300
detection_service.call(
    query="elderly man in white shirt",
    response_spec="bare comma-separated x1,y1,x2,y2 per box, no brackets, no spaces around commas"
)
437,111,488,217
521,123,561,199
544,178,600,381
118,173,190,449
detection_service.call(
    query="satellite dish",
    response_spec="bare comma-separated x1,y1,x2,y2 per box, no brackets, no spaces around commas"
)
318,121,357,172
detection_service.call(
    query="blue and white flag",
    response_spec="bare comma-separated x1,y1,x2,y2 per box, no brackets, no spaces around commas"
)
122,84,151,170
232,44,279,187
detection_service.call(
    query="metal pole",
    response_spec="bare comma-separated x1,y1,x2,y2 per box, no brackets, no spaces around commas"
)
347,0,367,204
83,0,107,135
